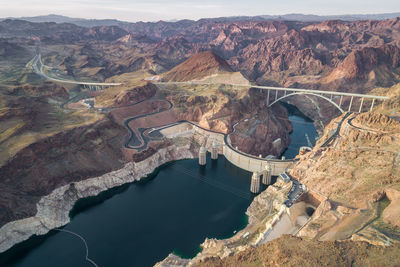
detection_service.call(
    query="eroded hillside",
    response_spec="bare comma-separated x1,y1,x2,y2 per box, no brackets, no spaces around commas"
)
195,235,400,267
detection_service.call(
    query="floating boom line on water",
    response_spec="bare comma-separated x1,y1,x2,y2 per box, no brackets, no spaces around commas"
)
53,228,98,267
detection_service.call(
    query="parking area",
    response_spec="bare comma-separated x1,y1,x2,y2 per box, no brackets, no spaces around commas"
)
281,172,305,208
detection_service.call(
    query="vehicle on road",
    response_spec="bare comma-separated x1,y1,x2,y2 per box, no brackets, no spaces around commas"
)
279,173,290,183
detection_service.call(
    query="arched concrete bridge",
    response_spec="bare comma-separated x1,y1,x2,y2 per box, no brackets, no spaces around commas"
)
155,82,390,113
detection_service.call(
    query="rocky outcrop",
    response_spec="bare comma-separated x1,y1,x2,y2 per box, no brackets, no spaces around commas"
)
154,36,204,64
229,104,292,157
291,112,400,208
235,29,326,81
287,110,400,244
194,235,400,267
9,82,69,98
324,44,400,87
161,51,233,82
113,82,157,107
382,188,400,228
83,25,128,41
0,143,196,253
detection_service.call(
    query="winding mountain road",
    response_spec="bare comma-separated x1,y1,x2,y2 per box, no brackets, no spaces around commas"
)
123,99,173,150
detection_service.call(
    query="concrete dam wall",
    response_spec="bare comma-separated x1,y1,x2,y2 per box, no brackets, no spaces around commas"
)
222,138,294,176
161,122,294,176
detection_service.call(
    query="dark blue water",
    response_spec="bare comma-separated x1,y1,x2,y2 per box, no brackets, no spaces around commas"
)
0,156,253,267
283,115,319,159
0,115,317,267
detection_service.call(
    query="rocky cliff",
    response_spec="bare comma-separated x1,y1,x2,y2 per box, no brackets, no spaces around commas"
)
0,118,126,228
195,235,400,266
0,142,196,253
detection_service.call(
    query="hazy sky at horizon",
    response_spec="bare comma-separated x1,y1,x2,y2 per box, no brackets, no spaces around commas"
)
1,0,400,22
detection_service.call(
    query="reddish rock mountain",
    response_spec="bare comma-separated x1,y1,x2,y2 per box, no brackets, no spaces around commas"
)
83,25,128,41
161,51,233,81
233,29,326,81
154,36,206,65
324,44,400,89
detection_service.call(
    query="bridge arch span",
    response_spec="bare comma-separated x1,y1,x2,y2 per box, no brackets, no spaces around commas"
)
269,92,345,113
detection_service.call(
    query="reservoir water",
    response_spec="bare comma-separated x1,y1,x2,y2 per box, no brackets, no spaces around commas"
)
0,115,317,267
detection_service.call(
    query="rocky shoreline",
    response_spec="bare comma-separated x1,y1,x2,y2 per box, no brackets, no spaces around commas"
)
0,143,195,253
155,179,294,267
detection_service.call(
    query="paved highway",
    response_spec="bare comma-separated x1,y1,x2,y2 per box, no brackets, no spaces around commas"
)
320,112,352,147
30,53,122,86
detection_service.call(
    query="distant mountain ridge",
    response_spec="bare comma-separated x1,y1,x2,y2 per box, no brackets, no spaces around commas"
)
2,12,400,28
1,14,124,28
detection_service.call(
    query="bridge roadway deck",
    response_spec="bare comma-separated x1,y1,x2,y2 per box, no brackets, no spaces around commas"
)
155,81,389,100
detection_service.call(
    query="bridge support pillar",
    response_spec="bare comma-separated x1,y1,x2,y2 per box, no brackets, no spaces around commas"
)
211,142,218,160
339,95,343,108
199,146,207,166
250,172,261,194
359,97,364,113
348,96,354,112
262,164,272,185
370,99,375,112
